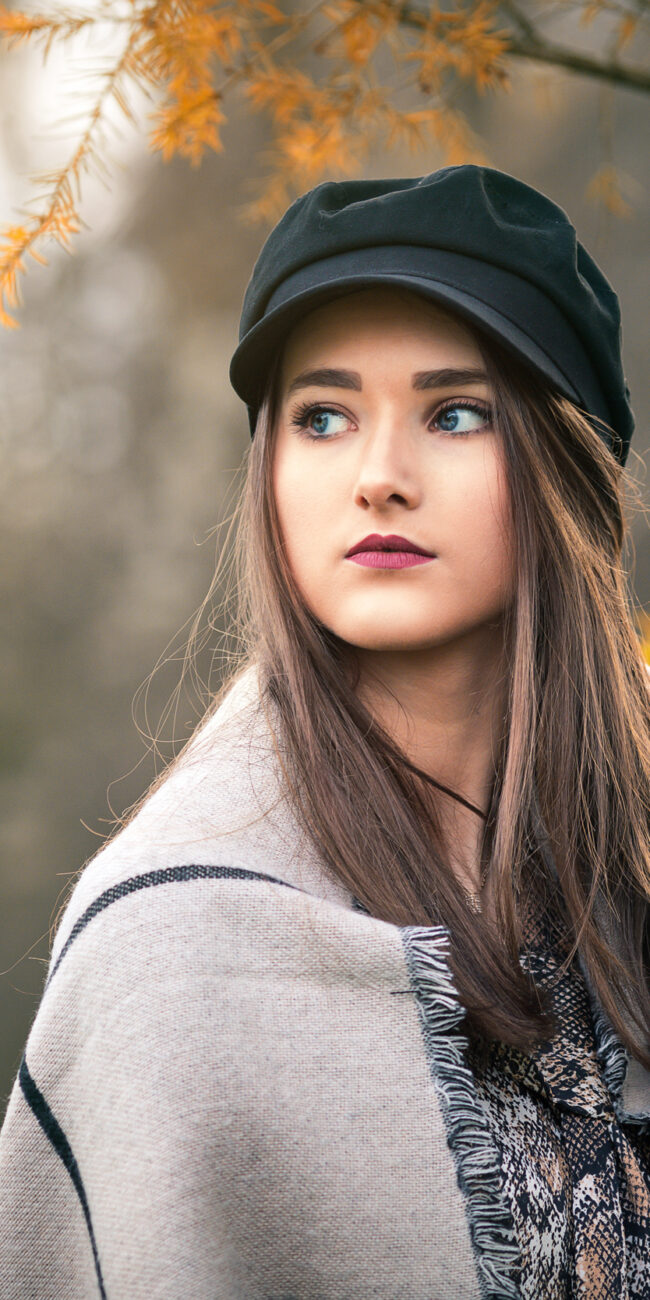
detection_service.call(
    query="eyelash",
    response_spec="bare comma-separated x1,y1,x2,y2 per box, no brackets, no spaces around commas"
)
288,398,492,440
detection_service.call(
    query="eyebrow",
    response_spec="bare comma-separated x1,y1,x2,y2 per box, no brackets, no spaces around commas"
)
285,366,489,396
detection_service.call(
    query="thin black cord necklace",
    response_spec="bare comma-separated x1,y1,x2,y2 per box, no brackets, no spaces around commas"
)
399,753,488,821
399,754,489,910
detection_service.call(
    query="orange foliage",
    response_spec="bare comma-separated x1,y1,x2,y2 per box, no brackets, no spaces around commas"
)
0,3,94,54
320,0,400,66
244,66,320,124
0,0,644,326
585,164,633,219
636,609,650,666
403,2,511,95
580,0,605,27
614,14,638,53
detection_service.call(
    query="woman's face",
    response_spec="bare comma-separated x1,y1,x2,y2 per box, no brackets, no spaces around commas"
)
272,287,516,657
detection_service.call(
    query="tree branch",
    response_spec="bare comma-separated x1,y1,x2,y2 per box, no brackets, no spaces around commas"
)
505,33,650,90
496,0,538,44
396,1,650,94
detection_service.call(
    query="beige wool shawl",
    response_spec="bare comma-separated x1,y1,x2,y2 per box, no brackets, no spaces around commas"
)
1,663,649,1300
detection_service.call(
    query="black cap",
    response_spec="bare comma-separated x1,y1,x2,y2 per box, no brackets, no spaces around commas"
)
230,165,634,464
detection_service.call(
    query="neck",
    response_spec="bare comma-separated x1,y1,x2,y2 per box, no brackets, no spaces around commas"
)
350,623,510,888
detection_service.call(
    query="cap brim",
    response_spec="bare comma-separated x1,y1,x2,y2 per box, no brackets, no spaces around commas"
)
229,245,612,439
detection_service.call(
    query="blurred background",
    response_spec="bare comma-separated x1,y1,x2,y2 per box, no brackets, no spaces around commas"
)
1,5,649,1118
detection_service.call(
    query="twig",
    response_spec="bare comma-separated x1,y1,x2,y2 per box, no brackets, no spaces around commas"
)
397,0,650,93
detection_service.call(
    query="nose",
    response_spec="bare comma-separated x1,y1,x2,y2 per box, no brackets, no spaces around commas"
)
352,417,422,512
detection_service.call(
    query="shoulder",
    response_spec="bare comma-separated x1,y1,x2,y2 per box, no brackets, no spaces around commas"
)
49,661,351,972
19,661,358,1100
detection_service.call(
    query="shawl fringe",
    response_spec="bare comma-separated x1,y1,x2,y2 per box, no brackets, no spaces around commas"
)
402,925,521,1300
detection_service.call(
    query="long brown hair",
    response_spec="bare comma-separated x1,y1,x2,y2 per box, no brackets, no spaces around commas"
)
222,319,649,1066
101,308,650,1067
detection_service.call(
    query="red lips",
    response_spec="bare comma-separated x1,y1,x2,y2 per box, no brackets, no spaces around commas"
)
345,533,435,558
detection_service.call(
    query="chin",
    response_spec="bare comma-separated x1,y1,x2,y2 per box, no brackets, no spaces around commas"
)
330,623,445,653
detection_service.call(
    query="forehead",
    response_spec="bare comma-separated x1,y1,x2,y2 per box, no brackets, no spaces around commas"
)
279,286,483,383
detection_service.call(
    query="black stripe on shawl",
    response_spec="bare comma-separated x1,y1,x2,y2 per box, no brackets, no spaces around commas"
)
47,864,302,987
19,1056,107,1300
401,926,522,1300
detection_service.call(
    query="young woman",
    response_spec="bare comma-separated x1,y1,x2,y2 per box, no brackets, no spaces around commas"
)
1,165,648,1300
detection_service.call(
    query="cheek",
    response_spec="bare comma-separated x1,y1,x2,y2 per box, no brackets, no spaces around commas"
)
274,461,308,546
272,445,330,576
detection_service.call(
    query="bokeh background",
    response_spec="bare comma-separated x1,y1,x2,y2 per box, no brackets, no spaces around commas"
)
1,9,649,1119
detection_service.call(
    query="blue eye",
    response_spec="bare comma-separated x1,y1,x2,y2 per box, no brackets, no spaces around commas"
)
434,402,491,436
309,409,348,436
288,398,492,441
290,403,351,439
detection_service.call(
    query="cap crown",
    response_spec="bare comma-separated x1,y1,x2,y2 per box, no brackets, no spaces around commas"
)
234,165,633,462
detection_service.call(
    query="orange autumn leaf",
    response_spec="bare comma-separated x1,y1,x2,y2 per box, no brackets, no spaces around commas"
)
149,92,227,165
636,609,650,666
0,0,644,327
585,165,633,219
615,14,638,54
